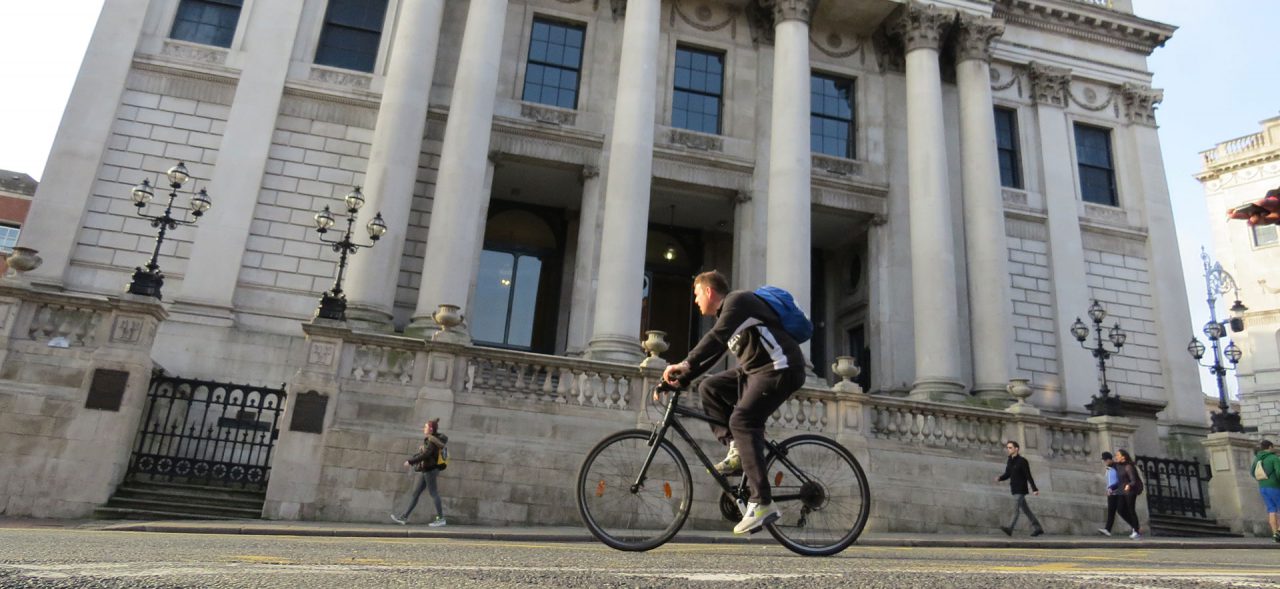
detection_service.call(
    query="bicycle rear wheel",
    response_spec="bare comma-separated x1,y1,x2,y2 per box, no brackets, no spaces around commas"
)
764,434,870,556
576,429,692,551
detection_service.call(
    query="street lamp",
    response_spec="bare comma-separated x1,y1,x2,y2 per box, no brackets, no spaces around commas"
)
1186,247,1248,433
1071,299,1128,416
312,187,386,321
126,162,212,299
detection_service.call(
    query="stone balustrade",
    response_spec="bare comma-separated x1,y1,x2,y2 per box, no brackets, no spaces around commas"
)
463,346,643,410
1201,130,1270,167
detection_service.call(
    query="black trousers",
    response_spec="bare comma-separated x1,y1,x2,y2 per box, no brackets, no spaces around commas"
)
1103,494,1121,531
1117,493,1141,532
698,368,806,504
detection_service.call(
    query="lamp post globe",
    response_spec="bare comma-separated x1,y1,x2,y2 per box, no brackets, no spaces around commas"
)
312,187,386,322
125,161,210,299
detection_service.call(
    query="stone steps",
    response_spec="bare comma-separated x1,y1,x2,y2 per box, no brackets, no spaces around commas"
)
1149,514,1241,538
95,481,265,520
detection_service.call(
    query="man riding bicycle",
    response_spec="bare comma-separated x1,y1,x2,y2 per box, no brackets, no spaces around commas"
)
662,270,807,534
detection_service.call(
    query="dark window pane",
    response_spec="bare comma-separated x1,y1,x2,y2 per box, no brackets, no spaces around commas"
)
672,47,724,134
1075,124,1115,205
170,0,243,48
507,256,543,347
315,0,388,72
810,73,856,158
994,107,1022,189
523,18,585,109
474,251,515,344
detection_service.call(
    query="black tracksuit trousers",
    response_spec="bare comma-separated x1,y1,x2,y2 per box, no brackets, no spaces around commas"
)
698,368,806,504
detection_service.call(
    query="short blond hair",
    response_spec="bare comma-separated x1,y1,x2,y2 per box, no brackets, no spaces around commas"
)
693,270,729,296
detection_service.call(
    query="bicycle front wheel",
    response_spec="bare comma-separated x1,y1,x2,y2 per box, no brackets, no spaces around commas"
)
576,428,692,551
765,434,870,556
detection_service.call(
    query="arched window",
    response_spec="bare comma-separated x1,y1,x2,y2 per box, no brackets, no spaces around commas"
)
473,209,560,350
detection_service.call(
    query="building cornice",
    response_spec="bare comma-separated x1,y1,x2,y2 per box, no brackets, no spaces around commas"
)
993,0,1175,55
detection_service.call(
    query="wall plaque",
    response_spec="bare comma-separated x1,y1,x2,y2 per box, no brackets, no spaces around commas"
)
85,369,130,411
289,390,328,434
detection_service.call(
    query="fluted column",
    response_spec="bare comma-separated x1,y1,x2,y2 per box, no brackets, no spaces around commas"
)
955,14,1016,400
1028,62,1093,413
764,0,818,319
584,0,662,362
407,0,509,340
345,0,446,330
894,3,965,401
17,0,151,288
176,0,308,315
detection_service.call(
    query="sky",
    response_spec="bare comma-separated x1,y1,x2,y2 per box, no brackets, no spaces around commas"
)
0,1,1276,399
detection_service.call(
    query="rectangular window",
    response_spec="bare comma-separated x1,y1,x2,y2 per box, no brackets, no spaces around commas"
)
810,73,856,159
0,225,18,253
315,0,390,73
473,249,543,349
994,107,1023,189
672,46,724,135
1075,124,1118,206
1252,224,1278,248
522,18,586,110
170,0,243,48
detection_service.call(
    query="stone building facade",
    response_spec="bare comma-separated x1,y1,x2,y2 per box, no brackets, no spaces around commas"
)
1198,115,1280,436
4,0,1247,533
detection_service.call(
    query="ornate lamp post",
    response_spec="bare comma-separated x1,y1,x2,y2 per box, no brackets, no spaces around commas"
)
1071,299,1128,416
312,187,386,321
127,162,212,299
1187,248,1248,433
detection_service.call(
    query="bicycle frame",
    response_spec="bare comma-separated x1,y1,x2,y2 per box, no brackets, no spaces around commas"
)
631,385,815,505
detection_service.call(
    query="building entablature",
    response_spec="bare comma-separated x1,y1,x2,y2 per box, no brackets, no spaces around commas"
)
1196,116,1280,181
994,0,1175,56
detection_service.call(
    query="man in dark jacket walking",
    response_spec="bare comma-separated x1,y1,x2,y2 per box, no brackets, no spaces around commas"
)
996,440,1044,537
390,418,448,526
663,270,807,535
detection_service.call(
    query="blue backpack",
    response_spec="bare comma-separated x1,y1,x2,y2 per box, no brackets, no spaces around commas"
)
753,285,813,343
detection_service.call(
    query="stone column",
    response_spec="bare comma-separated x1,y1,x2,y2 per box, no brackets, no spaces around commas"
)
893,3,965,401
1028,62,1095,413
406,0,510,340
1203,433,1271,536
955,15,1016,401
1120,83,1206,428
176,0,308,318
565,165,603,355
17,0,151,288
763,0,818,314
584,0,662,362
344,0,447,330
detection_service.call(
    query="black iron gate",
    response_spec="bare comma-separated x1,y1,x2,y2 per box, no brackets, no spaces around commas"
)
1136,455,1211,519
127,373,286,489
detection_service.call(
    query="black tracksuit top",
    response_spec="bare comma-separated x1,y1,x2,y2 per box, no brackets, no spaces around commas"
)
682,290,806,380
999,454,1039,495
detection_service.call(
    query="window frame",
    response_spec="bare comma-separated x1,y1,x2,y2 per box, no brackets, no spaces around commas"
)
1251,224,1279,249
0,224,19,254
994,106,1023,190
313,0,390,73
520,17,587,110
810,71,857,160
671,45,725,135
169,0,244,49
1074,123,1119,207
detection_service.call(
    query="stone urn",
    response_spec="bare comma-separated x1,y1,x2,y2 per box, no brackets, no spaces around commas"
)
432,303,463,332
6,247,42,274
640,330,669,369
1005,377,1039,414
831,355,863,394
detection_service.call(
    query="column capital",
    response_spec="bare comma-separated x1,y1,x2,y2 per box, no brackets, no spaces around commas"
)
579,164,600,183
610,0,626,19
1120,82,1163,127
760,0,819,25
1028,61,1071,108
889,1,956,53
954,13,1004,64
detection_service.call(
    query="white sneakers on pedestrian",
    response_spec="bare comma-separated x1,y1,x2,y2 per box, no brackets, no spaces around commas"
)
389,513,407,525
1129,531,1141,540
1097,528,1111,536
428,516,447,527
733,502,780,535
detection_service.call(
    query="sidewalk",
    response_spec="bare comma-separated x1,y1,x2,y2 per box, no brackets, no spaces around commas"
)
4,517,1275,549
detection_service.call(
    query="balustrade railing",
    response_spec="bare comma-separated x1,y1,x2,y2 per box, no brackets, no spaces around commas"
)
463,347,641,410
1201,131,1270,167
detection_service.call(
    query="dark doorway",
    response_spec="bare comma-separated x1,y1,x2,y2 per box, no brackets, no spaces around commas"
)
473,202,564,354
643,227,702,362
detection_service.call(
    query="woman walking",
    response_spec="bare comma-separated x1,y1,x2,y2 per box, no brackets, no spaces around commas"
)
1114,448,1144,539
390,418,449,527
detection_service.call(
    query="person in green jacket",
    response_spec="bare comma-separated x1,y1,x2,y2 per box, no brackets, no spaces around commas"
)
1253,439,1280,542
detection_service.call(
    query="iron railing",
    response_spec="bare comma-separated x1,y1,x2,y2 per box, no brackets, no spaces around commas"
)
1135,455,1211,519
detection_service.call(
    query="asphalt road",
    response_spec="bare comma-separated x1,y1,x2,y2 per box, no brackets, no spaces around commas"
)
2,528,1279,588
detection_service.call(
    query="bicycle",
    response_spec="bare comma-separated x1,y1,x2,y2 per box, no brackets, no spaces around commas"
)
575,380,871,556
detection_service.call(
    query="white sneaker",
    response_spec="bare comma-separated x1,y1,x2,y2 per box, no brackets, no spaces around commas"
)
733,502,780,535
713,441,742,476
428,516,447,527
1129,531,1141,540
389,513,406,525
1097,528,1111,537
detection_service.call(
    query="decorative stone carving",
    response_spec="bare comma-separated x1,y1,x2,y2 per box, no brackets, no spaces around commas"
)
888,2,956,53
668,129,723,152
812,154,862,177
761,0,818,24
1002,188,1029,207
812,32,865,59
308,67,372,90
744,1,775,45
308,341,337,366
954,14,1005,63
520,103,577,126
1084,203,1128,225
162,41,228,65
1028,62,1071,108
1120,82,1162,126
672,1,735,33
580,165,600,183
110,316,144,344
27,303,100,347
611,0,626,19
